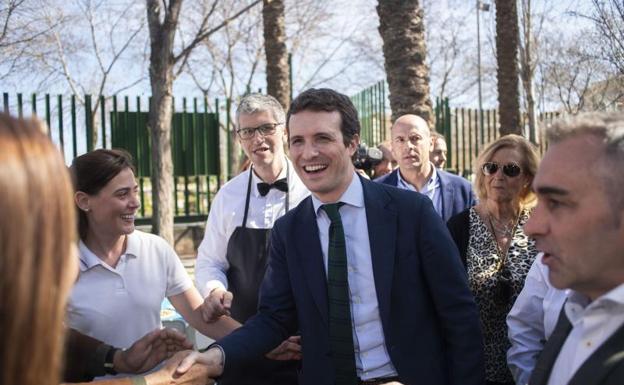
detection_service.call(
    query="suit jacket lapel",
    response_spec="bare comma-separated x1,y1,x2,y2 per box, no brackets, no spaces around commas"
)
296,198,329,326
438,171,454,222
387,169,399,186
362,178,396,330
529,307,573,385
569,320,624,385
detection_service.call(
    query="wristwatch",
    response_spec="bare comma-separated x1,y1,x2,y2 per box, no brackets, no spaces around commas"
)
104,346,119,375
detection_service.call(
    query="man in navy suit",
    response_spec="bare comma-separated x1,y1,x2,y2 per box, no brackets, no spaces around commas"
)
186,89,484,385
375,114,475,222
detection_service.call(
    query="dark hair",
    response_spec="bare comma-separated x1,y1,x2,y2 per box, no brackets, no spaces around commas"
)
70,149,136,239
286,88,360,147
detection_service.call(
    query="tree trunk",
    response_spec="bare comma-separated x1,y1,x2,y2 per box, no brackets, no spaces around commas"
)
263,0,290,108
146,0,181,245
519,0,537,143
377,0,433,126
495,0,521,135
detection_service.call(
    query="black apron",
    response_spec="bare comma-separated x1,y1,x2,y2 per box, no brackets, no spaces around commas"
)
220,164,299,385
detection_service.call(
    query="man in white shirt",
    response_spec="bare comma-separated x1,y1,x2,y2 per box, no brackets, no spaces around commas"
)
195,93,309,385
523,112,624,385
185,88,484,385
506,253,568,385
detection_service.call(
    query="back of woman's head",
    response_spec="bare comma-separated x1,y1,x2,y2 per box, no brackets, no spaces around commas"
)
70,149,135,239
0,113,76,385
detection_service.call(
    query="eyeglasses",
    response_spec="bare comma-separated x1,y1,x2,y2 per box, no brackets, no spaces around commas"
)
236,122,283,140
481,162,522,177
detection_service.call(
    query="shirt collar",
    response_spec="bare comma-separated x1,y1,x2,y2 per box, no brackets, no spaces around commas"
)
397,162,438,192
78,233,138,271
250,156,290,198
565,283,624,322
124,232,139,258
428,164,439,189
78,239,101,271
312,171,364,216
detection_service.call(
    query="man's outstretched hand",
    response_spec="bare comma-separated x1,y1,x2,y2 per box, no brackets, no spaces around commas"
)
145,350,217,385
176,347,225,379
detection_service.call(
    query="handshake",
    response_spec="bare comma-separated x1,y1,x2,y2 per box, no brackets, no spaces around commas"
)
149,288,301,385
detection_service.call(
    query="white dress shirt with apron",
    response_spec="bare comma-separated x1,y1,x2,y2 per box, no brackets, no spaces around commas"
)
196,158,309,385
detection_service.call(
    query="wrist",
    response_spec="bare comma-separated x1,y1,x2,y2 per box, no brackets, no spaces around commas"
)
197,344,225,372
112,348,130,374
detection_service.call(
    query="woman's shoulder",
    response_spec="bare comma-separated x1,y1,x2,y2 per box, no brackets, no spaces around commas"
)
128,230,176,256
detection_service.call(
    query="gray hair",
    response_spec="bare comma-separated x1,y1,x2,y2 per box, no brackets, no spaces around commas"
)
235,93,285,127
548,112,624,212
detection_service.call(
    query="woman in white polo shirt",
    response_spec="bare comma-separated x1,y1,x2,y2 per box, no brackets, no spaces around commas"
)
67,148,239,376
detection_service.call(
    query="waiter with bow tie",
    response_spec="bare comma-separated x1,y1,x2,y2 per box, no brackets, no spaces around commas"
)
195,93,309,385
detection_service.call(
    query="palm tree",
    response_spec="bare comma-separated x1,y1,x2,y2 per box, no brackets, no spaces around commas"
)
495,0,522,135
377,0,433,126
263,0,290,108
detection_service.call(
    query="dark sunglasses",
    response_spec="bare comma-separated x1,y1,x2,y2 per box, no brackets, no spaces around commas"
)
481,162,522,177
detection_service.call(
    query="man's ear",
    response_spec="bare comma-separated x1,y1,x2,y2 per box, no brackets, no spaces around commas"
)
75,191,90,212
348,134,360,156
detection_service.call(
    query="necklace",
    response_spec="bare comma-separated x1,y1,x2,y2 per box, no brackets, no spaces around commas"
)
487,211,520,259
489,213,518,237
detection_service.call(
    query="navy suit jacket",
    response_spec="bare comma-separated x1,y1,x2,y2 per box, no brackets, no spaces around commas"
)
375,168,476,222
217,176,485,385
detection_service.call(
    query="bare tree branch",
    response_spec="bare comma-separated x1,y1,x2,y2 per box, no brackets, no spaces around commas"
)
173,0,261,65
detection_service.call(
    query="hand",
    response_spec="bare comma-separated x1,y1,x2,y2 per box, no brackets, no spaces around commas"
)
145,350,217,385
176,347,224,378
200,288,233,322
265,335,302,361
114,328,193,374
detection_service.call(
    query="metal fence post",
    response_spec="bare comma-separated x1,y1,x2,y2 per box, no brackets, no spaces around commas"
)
85,94,93,152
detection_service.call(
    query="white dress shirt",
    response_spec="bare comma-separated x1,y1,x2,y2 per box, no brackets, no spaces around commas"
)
195,157,309,296
547,283,624,385
311,172,398,380
507,253,568,385
396,163,442,216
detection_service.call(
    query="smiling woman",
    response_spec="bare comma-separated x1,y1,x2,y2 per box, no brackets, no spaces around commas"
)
67,149,240,378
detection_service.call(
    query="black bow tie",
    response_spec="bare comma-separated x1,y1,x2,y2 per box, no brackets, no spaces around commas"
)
257,178,288,196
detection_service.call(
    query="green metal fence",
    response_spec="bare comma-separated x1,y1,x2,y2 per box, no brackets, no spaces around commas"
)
2,92,223,224
435,97,560,176
3,88,563,222
350,80,388,147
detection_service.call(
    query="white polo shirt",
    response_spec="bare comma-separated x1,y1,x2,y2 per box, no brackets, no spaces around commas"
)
67,230,193,350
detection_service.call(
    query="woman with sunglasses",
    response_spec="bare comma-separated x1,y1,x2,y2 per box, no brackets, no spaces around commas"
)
447,134,540,385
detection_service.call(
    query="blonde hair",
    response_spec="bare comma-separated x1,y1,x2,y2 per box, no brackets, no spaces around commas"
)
0,114,76,385
473,134,540,207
